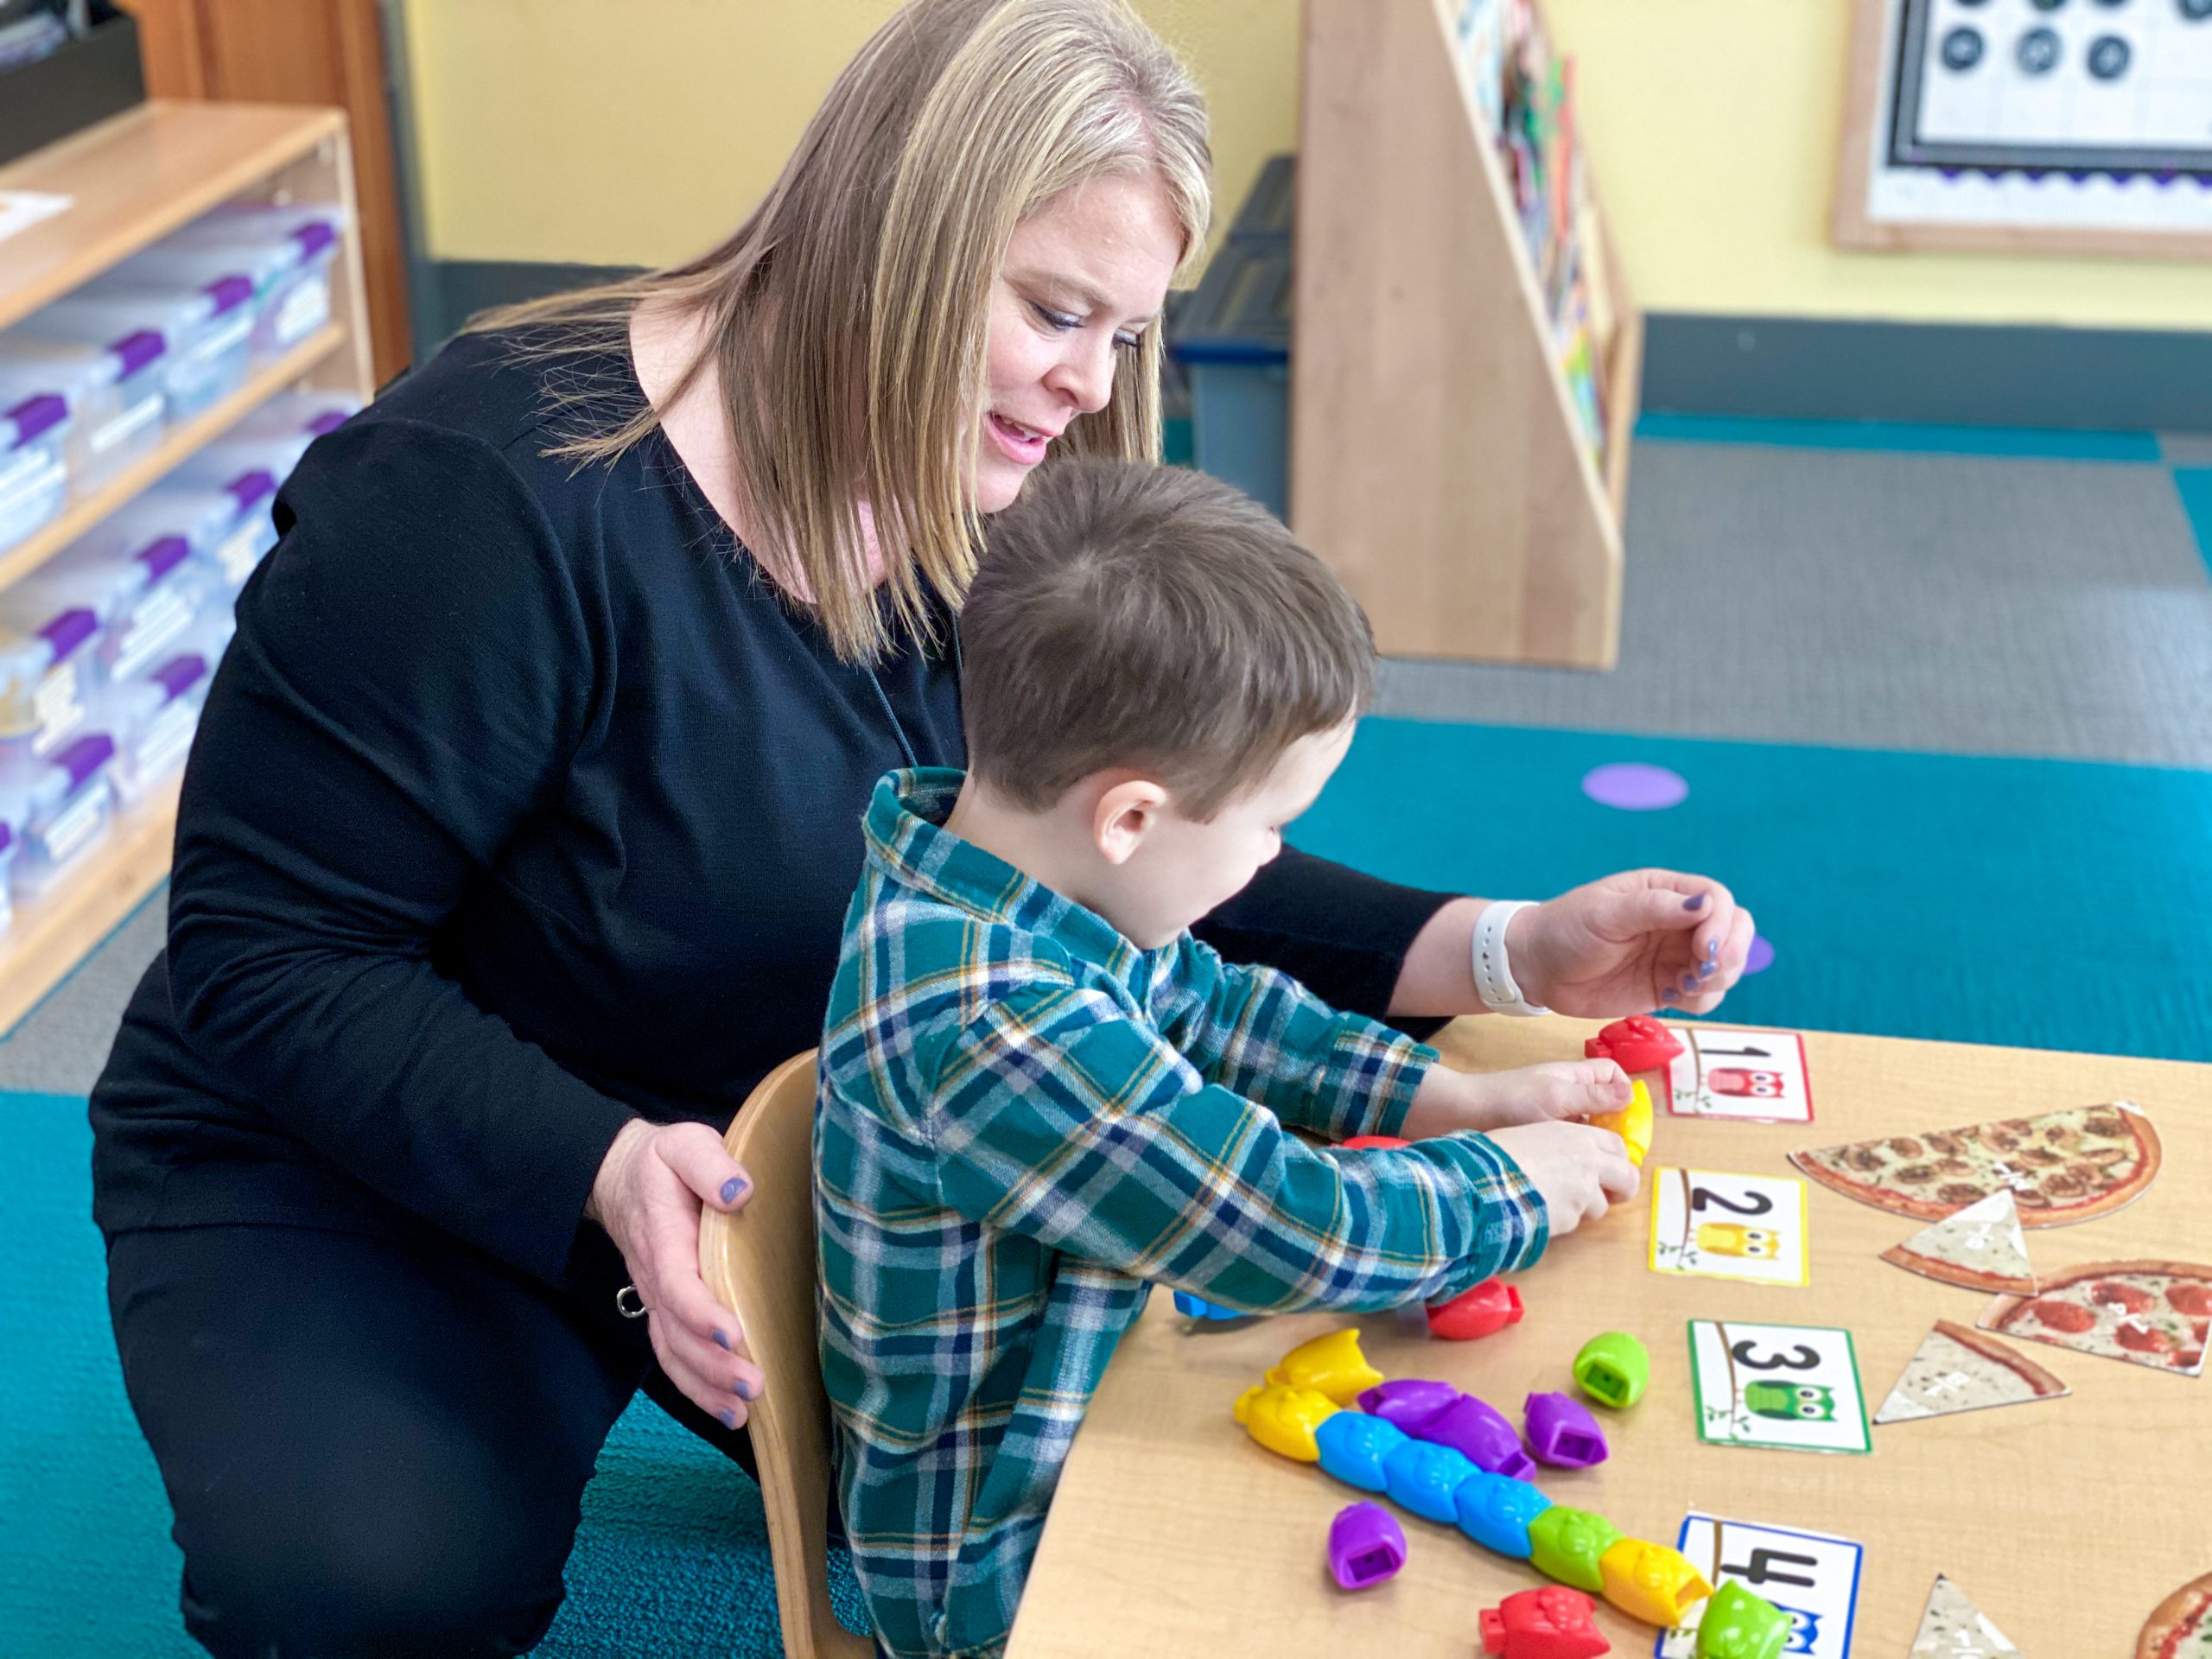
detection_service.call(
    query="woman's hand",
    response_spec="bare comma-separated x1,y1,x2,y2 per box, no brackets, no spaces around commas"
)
588,1119,765,1427
1400,1058,1631,1138
1511,870,1757,1019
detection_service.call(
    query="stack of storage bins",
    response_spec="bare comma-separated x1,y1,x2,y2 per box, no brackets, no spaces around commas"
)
0,196,357,924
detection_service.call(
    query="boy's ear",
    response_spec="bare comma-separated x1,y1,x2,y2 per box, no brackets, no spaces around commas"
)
1092,775,1169,866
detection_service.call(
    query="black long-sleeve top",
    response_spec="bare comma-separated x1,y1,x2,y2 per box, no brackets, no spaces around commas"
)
88,332,1454,1288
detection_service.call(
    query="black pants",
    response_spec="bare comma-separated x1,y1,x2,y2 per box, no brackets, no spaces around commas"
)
105,1219,758,1659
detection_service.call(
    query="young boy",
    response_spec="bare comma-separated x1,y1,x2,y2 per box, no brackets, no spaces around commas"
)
816,460,1639,1659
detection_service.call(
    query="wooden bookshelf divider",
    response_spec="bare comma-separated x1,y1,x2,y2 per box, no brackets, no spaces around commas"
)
1292,0,1639,670
0,102,374,1034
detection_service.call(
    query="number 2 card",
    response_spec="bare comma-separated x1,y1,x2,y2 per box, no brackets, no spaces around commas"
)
1665,1025,1814,1122
1687,1320,1872,1454
1649,1168,1809,1286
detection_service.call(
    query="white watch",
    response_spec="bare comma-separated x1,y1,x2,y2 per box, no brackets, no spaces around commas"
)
1471,899,1548,1017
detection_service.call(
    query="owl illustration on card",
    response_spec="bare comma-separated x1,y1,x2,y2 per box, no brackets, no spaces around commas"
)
1695,1224,1780,1259
1743,1382,1837,1422
1709,1068,1785,1099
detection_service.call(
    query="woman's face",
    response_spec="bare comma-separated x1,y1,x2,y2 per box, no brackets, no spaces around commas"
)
975,171,1184,513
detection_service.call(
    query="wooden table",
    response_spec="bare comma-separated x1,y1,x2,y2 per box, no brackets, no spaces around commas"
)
1008,1018,2212,1657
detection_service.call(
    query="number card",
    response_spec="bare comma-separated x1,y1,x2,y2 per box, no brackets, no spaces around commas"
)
1687,1320,1872,1455
1649,1169,1809,1286
1665,1026,1814,1122
1652,1515,1864,1659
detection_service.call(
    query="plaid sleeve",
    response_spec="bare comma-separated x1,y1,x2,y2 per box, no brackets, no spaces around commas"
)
925,983,1546,1315
1148,933,1437,1143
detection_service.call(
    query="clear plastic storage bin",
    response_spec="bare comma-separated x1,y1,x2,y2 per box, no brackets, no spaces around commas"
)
168,461,280,601
93,650,210,804
118,206,344,359
198,390,361,483
24,280,257,420
0,388,69,555
1,517,210,690
0,334,168,486
0,602,101,764
0,732,116,898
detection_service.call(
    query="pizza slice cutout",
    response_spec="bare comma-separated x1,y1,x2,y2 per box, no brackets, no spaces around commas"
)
1874,1319,2067,1425
1979,1259,2212,1378
1910,1574,2024,1658
1789,1102,2160,1229
1880,1192,2036,1294
2139,1571,2212,1659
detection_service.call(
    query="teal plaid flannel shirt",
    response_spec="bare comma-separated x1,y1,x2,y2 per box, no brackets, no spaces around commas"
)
816,770,1549,1659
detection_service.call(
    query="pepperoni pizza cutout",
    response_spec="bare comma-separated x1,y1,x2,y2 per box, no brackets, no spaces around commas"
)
1979,1259,2212,1378
1789,1103,2160,1229
2138,1571,2212,1659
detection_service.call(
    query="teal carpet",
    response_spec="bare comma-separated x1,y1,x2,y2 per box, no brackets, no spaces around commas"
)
3,718,2206,1655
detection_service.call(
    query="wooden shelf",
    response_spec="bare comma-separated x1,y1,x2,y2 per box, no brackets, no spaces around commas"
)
0,323,345,593
0,776,179,1036
0,98,373,1039
1291,0,1636,670
0,101,345,334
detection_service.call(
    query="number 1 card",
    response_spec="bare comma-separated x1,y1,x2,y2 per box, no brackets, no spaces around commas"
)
1687,1320,1872,1455
1649,1168,1809,1286
1666,1025,1814,1122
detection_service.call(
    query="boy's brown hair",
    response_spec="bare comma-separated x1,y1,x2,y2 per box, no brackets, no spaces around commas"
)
960,459,1376,818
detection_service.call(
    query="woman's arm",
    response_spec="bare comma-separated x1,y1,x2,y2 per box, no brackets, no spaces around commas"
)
1194,849,1758,1028
166,418,632,1287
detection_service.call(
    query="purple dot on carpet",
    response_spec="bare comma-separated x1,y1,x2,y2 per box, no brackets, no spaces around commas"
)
1744,935,1775,975
1580,762,1688,811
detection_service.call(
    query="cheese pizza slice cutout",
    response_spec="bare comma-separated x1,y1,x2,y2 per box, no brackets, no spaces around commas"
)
1874,1319,2068,1425
1881,1192,2036,1294
1910,1574,2024,1658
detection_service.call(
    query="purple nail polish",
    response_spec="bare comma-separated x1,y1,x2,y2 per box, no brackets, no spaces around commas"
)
1681,973,1700,994
1683,893,1707,912
734,1377,757,1401
721,1177,747,1205
1660,988,1677,1002
719,1408,738,1429
713,1330,731,1351
1707,937,1720,958
1697,961,1716,979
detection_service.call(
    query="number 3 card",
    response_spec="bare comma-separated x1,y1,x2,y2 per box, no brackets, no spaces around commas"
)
1688,1320,1872,1454
1665,1026,1814,1122
1649,1168,1809,1286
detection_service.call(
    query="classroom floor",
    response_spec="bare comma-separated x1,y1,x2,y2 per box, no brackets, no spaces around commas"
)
3,416,2208,1656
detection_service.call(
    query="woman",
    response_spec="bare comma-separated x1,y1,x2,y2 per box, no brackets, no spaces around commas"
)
92,2,1753,1654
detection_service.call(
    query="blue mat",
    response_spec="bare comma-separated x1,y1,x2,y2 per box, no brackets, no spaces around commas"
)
1300,719,2212,1064
4,718,2207,1655
0,1091,855,1658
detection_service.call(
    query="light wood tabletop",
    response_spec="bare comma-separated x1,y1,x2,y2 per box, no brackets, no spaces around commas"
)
1007,1017,2212,1657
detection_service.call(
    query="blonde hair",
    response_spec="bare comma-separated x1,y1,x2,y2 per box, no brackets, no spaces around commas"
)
474,0,1212,662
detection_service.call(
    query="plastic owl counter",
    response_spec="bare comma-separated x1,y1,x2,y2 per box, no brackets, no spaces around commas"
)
1231,1327,1791,1659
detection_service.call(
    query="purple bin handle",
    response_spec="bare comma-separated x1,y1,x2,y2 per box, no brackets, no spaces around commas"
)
5,392,68,446
1326,1502,1406,1591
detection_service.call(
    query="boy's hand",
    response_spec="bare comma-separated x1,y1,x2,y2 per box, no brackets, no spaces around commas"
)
1400,1058,1631,1138
1484,1120,1641,1235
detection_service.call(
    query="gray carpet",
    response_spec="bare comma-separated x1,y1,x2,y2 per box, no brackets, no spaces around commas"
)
1376,438,2212,769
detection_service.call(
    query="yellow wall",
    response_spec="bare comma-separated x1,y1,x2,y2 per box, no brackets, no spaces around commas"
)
401,0,2212,332
399,0,1296,273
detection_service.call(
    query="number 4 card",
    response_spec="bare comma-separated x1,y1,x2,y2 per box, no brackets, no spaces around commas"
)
1653,1516,1865,1659
1688,1320,1872,1455
1650,1168,1809,1286
1666,1025,1814,1122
